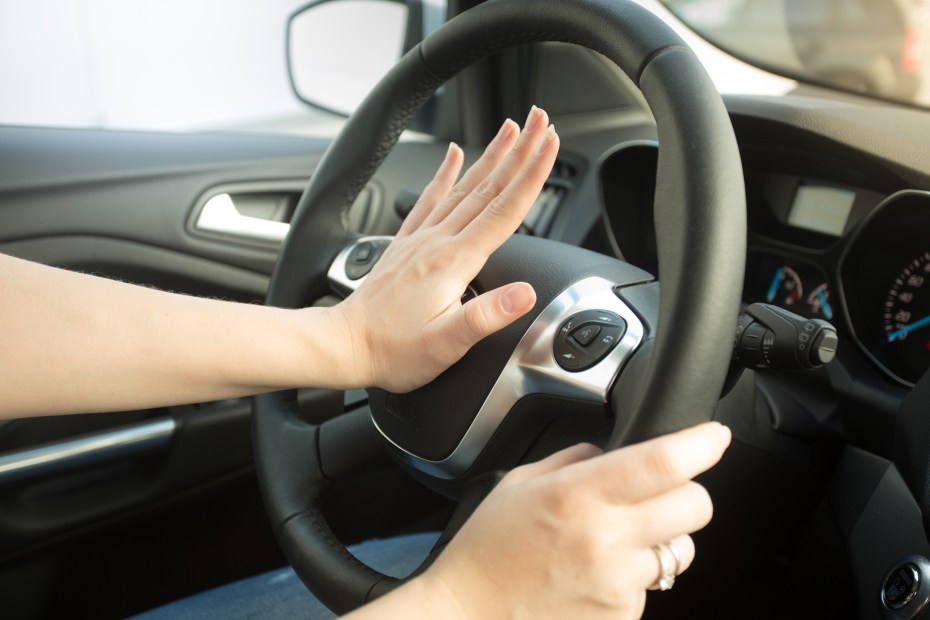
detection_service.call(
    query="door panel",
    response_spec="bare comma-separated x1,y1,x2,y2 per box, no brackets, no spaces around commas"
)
0,126,330,617
0,125,336,543
0,125,452,616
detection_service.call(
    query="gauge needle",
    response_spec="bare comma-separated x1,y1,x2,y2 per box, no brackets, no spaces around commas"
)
766,268,783,303
887,314,930,342
817,289,834,320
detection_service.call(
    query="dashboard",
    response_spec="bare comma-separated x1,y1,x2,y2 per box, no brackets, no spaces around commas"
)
594,111,930,391
573,95,930,620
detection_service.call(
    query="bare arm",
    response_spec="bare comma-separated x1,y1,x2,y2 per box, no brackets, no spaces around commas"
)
1,106,556,418
0,255,345,415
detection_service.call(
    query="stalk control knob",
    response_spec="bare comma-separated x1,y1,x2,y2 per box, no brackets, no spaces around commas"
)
733,303,838,371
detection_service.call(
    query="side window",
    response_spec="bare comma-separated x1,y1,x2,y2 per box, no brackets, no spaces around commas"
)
0,0,445,136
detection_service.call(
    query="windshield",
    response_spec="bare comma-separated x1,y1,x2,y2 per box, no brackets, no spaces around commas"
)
661,0,930,107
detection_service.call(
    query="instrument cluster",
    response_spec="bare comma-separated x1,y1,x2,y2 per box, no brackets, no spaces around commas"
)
598,140,929,386
748,190,930,386
839,191,930,386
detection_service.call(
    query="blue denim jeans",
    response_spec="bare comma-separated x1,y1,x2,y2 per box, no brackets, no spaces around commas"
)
131,532,440,619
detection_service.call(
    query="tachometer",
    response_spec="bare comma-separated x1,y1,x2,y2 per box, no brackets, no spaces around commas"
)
806,283,834,320
883,252,930,381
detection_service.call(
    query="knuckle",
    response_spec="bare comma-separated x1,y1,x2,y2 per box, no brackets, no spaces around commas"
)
540,476,582,521
483,195,511,221
462,299,492,339
646,444,685,483
473,178,502,203
572,442,603,460
446,183,469,204
520,157,540,178
420,251,444,274
573,529,607,568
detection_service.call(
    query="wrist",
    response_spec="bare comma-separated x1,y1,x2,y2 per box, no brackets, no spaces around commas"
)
401,573,475,620
337,573,473,620
413,568,492,620
303,303,373,390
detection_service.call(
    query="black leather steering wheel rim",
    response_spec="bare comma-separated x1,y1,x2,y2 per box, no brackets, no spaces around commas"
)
254,0,746,613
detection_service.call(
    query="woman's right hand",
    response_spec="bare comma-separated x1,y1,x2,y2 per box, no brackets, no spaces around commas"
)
416,422,732,620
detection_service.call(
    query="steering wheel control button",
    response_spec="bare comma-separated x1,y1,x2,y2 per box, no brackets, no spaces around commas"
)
884,564,920,610
553,342,586,370
880,556,930,619
571,324,601,347
345,239,389,280
585,325,623,359
554,310,627,372
351,241,373,263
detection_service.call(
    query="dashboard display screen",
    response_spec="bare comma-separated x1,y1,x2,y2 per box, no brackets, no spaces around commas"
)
788,185,855,236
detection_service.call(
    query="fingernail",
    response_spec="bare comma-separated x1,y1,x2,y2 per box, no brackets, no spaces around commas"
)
717,423,732,446
524,105,540,133
501,283,535,315
445,141,458,160
496,119,516,141
535,124,557,154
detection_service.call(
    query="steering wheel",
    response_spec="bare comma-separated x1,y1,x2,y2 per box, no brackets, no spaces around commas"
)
254,0,745,614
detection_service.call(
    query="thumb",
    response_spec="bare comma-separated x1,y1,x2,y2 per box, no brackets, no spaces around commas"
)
447,282,536,350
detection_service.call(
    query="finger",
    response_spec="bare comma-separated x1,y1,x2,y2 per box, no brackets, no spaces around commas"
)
398,143,465,236
459,123,558,254
436,282,536,354
670,534,696,576
420,117,521,228
440,106,550,235
642,534,695,591
629,481,714,545
504,442,603,485
574,422,731,504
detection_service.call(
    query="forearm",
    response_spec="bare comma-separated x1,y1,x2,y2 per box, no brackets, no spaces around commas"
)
0,254,352,417
3,110,556,417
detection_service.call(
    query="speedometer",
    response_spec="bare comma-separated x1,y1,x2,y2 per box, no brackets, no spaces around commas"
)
883,252,930,381
838,190,930,386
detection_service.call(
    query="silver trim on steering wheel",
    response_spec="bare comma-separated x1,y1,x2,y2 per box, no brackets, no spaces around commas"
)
327,235,394,295
372,276,646,480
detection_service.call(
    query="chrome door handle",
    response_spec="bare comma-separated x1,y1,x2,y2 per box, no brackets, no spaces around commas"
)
194,193,290,243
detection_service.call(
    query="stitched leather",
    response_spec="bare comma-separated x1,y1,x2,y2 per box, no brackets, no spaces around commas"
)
254,0,745,613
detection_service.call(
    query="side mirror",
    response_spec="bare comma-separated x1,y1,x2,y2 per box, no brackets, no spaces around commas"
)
287,0,438,116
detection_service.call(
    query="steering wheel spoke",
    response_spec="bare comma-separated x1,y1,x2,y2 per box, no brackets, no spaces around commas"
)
374,274,647,481
327,236,394,296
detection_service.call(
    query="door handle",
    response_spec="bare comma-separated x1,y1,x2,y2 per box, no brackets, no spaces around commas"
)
194,193,291,243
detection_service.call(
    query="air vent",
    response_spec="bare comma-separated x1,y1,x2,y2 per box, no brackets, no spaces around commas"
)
392,159,577,237
521,159,577,236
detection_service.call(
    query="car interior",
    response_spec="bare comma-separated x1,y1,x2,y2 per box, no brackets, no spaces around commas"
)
2,0,930,618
